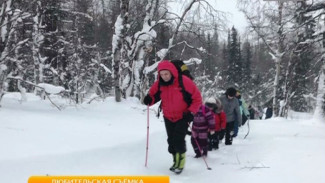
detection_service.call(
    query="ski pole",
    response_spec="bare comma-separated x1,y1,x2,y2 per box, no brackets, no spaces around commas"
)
188,123,212,170
244,118,250,139
145,105,150,167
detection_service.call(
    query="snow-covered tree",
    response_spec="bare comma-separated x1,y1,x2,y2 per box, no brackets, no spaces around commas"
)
203,31,218,81
239,0,294,117
226,26,242,87
0,0,32,105
111,0,225,102
241,41,253,92
305,2,325,119
32,1,46,86
286,1,316,113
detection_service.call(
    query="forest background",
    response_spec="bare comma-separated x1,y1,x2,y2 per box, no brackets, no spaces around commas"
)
0,0,324,118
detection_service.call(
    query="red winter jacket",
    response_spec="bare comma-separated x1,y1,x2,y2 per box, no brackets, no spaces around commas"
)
214,111,227,131
147,61,202,122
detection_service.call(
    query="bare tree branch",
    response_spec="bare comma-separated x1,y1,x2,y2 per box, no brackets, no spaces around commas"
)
6,77,63,111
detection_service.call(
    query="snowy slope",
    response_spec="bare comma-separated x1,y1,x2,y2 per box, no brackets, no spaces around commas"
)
0,93,324,183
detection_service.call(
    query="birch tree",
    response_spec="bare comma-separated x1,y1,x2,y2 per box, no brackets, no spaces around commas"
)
238,0,292,117
112,0,130,102
0,0,32,105
305,2,325,118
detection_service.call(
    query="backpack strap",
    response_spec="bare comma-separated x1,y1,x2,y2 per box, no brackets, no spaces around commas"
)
157,84,162,118
178,75,192,107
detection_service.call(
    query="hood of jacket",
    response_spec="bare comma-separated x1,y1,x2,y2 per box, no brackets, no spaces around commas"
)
157,60,179,81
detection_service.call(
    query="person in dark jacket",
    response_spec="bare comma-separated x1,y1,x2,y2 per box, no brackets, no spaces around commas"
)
257,106,264,119
248,105,255,119
265,106,273,119
219,87,242,145
143,60,202,174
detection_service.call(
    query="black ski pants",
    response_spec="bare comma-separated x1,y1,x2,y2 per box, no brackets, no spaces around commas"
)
164,117,189,154
208,132,220,149
225,121,235,145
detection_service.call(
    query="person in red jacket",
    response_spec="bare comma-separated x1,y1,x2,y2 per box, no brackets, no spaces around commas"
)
143,60,202,174
207,98,227,150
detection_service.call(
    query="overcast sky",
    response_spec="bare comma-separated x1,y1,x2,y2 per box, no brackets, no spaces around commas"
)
169,0,248,34
213,0,247,32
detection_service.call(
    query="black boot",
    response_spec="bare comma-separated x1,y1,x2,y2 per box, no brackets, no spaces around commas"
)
212,133,219,149
225,136,233,145
169,154,176,172
213,142,219,149
225,130,233,145
208,134,213,151
208,145,212,151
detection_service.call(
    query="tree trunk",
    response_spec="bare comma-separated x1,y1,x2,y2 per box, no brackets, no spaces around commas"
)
273,2,284,117
314,22,325,119
112,0,129,102
314,65,325,118
32,1,44,88
0,69,7,107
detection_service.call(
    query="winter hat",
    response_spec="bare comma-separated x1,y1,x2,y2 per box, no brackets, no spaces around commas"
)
226,87,237,97
204,97,216,104
205,97,217,111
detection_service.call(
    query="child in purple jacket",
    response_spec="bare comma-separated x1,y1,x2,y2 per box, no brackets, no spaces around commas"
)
191,99,216,158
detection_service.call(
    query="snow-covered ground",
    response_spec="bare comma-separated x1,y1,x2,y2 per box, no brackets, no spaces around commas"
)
1,93,324,183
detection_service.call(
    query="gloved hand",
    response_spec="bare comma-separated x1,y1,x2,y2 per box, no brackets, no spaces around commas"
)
183,112,194,122
210,131,215,135
143,95,152,105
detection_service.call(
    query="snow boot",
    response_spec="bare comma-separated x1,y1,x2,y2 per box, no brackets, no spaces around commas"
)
225,131,233,145
212,134,219,149
169,154,176,172
208,144,213,151
208,134,213,151
174,152,185,174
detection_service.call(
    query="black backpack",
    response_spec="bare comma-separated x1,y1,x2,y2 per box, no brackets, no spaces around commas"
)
171,60,194,80
156,60,193,118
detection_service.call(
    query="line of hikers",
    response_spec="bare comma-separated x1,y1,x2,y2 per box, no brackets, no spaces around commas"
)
143,60,269,174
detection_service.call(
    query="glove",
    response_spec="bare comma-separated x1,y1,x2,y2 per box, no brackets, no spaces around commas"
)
143,95,152,105
183,112,194,122
210,131,215,135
